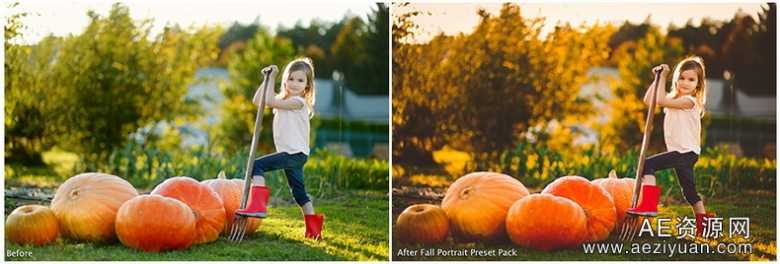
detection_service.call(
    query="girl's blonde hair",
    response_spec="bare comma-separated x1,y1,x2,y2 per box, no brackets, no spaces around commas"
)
669,56,707,116
279,57,316,118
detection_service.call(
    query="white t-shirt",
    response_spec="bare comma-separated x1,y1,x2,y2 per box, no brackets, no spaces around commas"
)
272,96,310,156
663,95,701,155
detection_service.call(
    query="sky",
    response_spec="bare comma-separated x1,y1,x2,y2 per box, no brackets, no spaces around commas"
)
394,3,767,43
10,0,376,44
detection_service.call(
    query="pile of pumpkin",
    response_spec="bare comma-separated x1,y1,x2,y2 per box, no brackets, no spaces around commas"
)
5,172,261,252
396,171,635,251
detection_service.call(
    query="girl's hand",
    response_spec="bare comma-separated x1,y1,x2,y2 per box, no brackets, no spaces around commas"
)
652,64,670,77
261,65,279,77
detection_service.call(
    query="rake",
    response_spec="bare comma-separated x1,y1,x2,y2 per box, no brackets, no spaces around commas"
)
618,68,663,241
228,67,273,243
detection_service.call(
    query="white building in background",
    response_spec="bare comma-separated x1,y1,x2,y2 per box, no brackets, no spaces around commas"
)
178,67,389,156
313,79,389,123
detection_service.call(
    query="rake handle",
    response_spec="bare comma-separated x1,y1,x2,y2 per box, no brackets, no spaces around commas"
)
238,68,273,209
629,68,663,208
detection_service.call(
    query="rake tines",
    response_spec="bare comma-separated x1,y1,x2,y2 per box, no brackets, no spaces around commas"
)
618,215,641,241
228,216,249,242
618,213,656,241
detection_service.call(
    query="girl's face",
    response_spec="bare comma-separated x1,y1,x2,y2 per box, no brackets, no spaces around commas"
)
676,69,699,96
285,70,308,96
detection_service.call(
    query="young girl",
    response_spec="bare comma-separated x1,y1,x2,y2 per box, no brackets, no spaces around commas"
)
235,57,323,240
627,56,714,237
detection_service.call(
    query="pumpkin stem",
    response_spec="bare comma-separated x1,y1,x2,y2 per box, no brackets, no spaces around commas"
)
608,170,617,179
69,189,80,199
217,171,226,179
459,186,474,199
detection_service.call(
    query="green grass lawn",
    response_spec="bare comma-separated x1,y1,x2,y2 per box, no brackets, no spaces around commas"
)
6,190,389,261
393,185,776,261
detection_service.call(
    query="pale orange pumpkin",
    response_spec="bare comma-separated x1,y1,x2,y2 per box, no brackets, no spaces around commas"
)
5,205,60,246
506,194,588,251
51,172,138,242
115,195,197,252
441,172,529,241
201,171,262,236
542,175,616,242
396,204,449,244
152,176,226,244
592,170,636,227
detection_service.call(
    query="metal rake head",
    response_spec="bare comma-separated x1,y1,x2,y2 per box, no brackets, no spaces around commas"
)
228,215,250,243
618,214,647,241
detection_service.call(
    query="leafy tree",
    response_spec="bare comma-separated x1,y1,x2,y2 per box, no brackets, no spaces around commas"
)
330,3,389,95
598,26,684,155
5,2,59,164
393,4,613,168
720,3,775,96
357,3,389,95
214,29,295,154
5,3,221,166
278,19,339,77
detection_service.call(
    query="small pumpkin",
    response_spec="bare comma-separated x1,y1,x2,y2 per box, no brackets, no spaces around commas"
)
506,194,588,251
201,171,262,236
396,204,449,244
542,175,617,242
5,205,60,246
441,172,529,242
51,173,138,242
592,170,635,226
115,195,197,252
152,176,226,244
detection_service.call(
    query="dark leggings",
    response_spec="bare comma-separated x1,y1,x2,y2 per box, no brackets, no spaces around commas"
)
642,151,701,205
251,152,310,206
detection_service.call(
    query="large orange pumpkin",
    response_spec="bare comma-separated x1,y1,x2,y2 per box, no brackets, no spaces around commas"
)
51,173,138,242
441,172,529,241
396,204,449,244
115,195,197,252
592,170,635,227
201,171,262,236
6,205,60,246
506,194,588,251
152,176,225,244
542,176,616,242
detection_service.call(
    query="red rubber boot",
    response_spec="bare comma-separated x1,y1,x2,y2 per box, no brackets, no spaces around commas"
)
235,186,270,218
304,214,324,240
627,185,661,216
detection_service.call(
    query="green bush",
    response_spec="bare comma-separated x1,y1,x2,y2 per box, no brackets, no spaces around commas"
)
497,143,775,197
83,141,388,199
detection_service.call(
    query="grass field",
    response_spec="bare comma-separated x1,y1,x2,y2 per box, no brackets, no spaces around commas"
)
392,183,776,261
6,190,388,261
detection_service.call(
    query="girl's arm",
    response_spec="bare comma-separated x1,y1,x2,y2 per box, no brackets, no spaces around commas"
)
642,64,695,110
251,65,304,110
658,94,695,110
252,76,275,107
264,84,304,110
642,77,662,106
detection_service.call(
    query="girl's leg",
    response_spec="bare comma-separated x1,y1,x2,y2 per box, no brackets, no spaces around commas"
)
301,201,315,215
236,152,293,217
642,151,686,185
671,152,703,213
251,152,292,186
692,201,706,214
283,167,312,210
629,151,689,215
252,176,266,186
671,152,712,237
282,155,323,239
